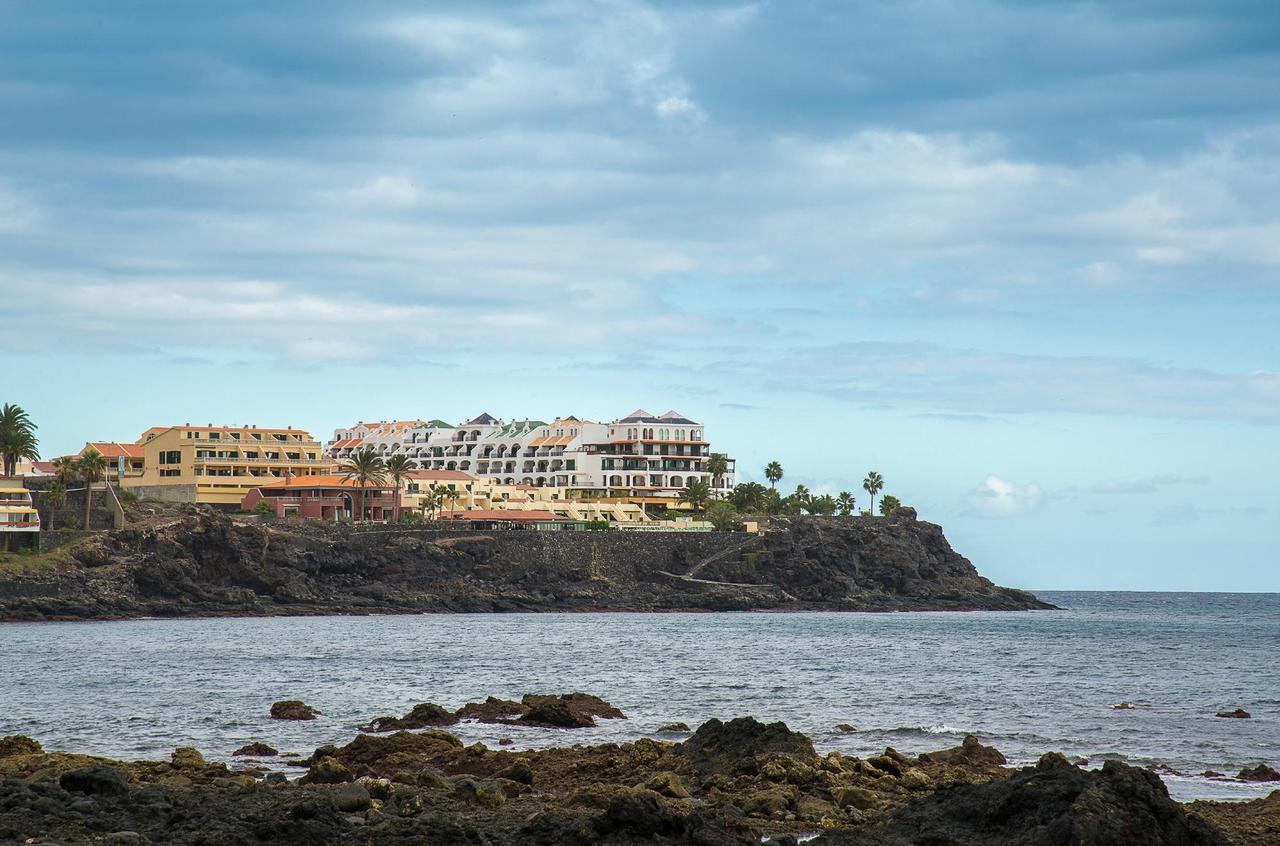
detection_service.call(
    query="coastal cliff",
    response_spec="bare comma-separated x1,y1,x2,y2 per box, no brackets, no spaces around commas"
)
0,506,1051,621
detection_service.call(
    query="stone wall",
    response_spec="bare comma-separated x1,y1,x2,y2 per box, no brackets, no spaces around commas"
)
31,488,118,531
125,484,199,504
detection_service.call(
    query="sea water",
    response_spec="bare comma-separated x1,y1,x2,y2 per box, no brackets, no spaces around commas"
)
2,591,1276,802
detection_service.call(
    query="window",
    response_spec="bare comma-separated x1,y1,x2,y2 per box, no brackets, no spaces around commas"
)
208,432,220,441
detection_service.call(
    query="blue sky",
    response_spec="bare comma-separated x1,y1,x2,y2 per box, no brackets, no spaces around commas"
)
3,1,1278,591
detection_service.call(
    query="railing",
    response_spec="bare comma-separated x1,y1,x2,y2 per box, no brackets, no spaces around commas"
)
193,456,329,464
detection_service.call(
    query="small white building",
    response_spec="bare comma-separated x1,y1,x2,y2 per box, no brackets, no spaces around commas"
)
0,481,41,552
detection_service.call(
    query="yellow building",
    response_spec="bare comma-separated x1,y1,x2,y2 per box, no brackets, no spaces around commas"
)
81,442,146,481
123,424,332,506
400,470,653,524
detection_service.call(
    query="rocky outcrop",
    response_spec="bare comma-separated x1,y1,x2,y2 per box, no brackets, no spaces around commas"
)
363,702,458,732
0,717,1252,846
270,700,319,720
817,754,1230,846
0,507,1052,621
1238,764,1280,782
1215,708,1251,718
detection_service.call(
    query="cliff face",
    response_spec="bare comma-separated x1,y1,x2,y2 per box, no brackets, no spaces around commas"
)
0,506,1052,621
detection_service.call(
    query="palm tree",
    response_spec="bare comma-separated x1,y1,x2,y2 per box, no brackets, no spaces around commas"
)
0,403,39,477
728,481,768,513
441,487,462,518
863,471,884,516
810,494,837,516
384,454,416,522
787,484,812,515
679,478,712,512
835,491,856,517
707,453,730,495
52,456,78,484
764,461,783,489
879,494,902,516
339,447,387,522
43,481,67,510
76,449,108,530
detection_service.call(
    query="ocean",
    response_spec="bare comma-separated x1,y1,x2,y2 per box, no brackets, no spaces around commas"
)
1,591,1276,802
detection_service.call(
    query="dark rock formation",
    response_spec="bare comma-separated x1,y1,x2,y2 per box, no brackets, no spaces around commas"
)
818,754,1230,846
1216,708,1251,718
270,700,319,720
515,693,626,728
231,742,277,757
1188,790,1280,846
456,696,527,723
680,717,817,774
1238,764,1280,782
0,735,42,758
363,702,458,732
917,734,1008,767
0,506,1052,620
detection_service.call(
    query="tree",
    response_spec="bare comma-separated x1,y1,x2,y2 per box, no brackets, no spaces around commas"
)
0,403,39,477
76,448,108,530
339,447,387,522
879,494,902,516
439,486,462,518
863,470,884,516
384,454,417,522
764,461,784,489
705,501,741,531
762,487,784,515
787,484,811,514
728,481,768,513
707,453,730,494
52,456,77,484
42,481,67,511
678,478,712,512
809,494,837,516
835,491,856,517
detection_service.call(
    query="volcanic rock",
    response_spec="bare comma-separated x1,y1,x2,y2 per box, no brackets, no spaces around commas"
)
363,702,459,732
680,717,817,775
1238,764,1280,782
270,700,319,720
817,754,1230,845
0,735,42,758
1216,709,1252,719
60,765,130,797
232,742,278,757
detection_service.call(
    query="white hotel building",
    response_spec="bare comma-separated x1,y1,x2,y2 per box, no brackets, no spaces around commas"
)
327,410,735,504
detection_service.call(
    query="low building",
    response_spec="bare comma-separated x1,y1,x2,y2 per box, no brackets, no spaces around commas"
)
240,475,396,521
123,424,333,507
0,481,40,551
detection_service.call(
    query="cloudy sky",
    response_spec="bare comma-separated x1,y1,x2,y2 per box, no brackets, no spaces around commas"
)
4,1,1278,590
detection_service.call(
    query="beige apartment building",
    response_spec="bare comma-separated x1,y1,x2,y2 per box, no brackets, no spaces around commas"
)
123,424,332,506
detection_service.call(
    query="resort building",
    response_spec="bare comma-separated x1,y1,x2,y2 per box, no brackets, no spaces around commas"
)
328,410,735,509
240,475,396,521
0,481,40,551
121,424,332,506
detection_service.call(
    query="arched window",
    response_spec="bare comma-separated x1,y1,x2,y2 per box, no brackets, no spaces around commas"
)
670,476,683,488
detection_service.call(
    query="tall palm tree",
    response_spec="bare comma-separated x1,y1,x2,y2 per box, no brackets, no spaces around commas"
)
384,454,417,522
835,491,856,517
679,478,712,512
764,461,783,489
707,453,729,495
863,470,884,516
0,403,39,477
440,486,462,518
339,447,387,522
76,449,108,530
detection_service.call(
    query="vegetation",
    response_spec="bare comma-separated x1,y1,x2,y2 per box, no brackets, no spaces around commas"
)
764,461,784,489
251,500,276,517
879,494,902,515
808,494,837,516
76,448,108,530
0,403,40,477
52,456,77,483
706,453,730,494
384,454,417,521
678,478,712,511
41,482,67,510
705,501,740,531
863,470,884,515
835,491,856,516
339,447,387,522
727,481,768,513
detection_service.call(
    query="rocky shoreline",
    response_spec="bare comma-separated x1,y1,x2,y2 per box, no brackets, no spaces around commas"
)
1,695,1274,845
0,505,1053,621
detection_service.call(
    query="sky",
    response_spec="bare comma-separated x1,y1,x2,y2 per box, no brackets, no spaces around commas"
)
2,1,1278,591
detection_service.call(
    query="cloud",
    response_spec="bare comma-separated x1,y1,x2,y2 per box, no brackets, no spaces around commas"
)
1090,474,1208,495
741,343,1280,425
968,475,1046,518
1148,503,1269,528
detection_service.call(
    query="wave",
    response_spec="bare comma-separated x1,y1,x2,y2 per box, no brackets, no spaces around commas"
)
872,725,968,736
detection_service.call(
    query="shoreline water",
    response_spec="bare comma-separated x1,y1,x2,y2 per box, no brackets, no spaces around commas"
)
2,595,1276,804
